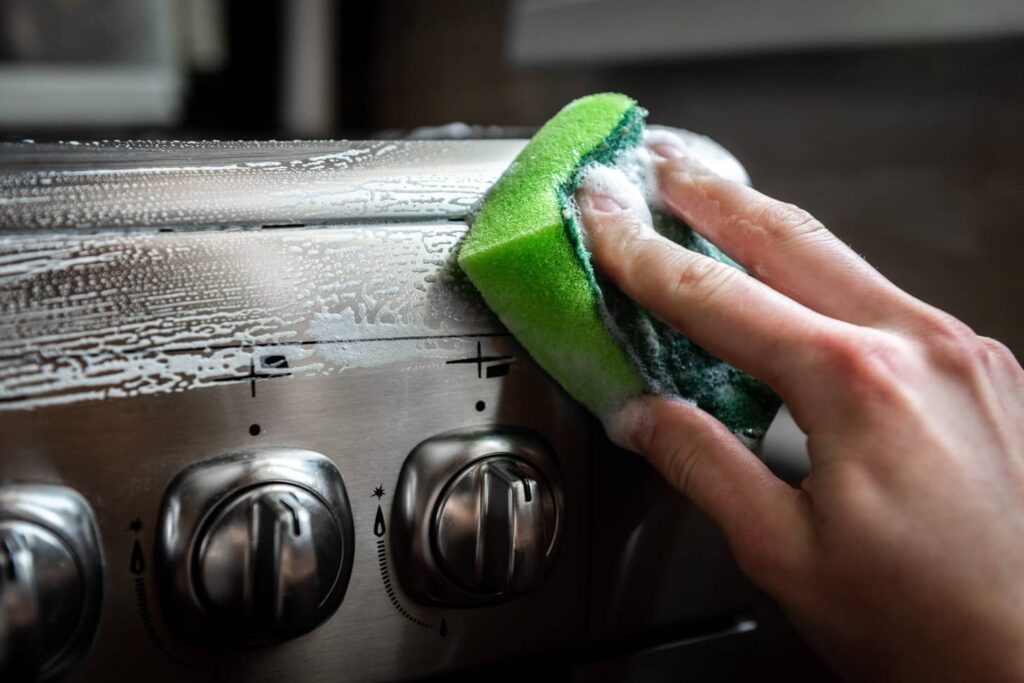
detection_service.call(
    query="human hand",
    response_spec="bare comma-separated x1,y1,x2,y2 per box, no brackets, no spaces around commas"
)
575,132,1024,681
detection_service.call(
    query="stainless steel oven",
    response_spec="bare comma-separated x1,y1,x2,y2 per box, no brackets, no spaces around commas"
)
0,137,819,681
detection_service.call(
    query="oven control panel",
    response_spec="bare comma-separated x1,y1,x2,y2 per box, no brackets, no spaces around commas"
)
0,333,591,683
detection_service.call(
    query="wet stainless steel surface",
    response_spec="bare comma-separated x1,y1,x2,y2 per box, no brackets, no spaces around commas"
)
0,141,519,411
0,140,525,231
0,223,499,410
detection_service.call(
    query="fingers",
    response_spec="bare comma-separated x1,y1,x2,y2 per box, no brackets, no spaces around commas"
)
607,396,812,587
644,130,930,329
576,165,847,397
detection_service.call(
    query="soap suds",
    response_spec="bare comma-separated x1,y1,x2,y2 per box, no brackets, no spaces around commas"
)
0,223,497,410
644,127,751,185
574,163,657,254
569,129,779,447
603,398,656,454
577,164,654,222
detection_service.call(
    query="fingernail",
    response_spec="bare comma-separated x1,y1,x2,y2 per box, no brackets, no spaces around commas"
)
604,399,654,454
585,192,625,213
577,165,648,218
649,141,685,160
645,130,689,161
643,132,716,177
649,142,715,180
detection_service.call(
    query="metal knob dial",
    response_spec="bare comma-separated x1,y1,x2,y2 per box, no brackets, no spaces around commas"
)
0,485,103,681
392,429,564,605
157,449,354,645
193,483,346,638
433,457,557,595
194,484,344,638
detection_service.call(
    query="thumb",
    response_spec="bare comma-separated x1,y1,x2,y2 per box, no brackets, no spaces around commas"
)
607,396,811,587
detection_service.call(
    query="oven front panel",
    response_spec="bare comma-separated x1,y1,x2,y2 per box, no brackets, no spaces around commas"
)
1,219,592,681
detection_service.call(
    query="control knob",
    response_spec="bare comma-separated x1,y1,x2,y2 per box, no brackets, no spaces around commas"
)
392,429,563,605
157,449,354,644
194,483,344,637
0,485,103,681
433,457,557,595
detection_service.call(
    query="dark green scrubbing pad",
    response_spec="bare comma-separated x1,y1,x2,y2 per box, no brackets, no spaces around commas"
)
458,93,780,446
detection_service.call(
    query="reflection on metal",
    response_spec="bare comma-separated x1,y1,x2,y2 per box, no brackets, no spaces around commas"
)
0,140,524,231
0,484,104,680
391,429,563,605
0,223,499,409
0,139,526,410
156,449,355,645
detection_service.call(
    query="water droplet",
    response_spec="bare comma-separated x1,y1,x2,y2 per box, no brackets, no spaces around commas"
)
374,505,386,538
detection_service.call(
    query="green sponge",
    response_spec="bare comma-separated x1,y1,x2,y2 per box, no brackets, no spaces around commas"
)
458,93,779,446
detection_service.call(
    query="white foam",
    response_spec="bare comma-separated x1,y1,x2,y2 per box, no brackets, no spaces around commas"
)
575,164,655,233
645,127,751,185
603,398,654,453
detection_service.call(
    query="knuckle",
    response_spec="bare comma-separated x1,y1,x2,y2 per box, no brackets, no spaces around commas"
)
672,253,737,307
979,336,1019,367
917,311,976,344
978,337,1019,362
916,315,988,376
816,329,912,399
604,219,653,281
815,460,875,518
755,200,828,244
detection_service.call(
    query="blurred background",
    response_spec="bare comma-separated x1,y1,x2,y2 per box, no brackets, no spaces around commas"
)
1,0,1022,353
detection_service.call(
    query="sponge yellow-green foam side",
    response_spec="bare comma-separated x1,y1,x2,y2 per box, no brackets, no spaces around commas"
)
458,93,645,416
459,92,781,443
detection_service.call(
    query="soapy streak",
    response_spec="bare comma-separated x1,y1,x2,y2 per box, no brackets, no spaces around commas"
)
156,332,510,355
0,139,523,231
0,224,499,409
0,333,511,408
